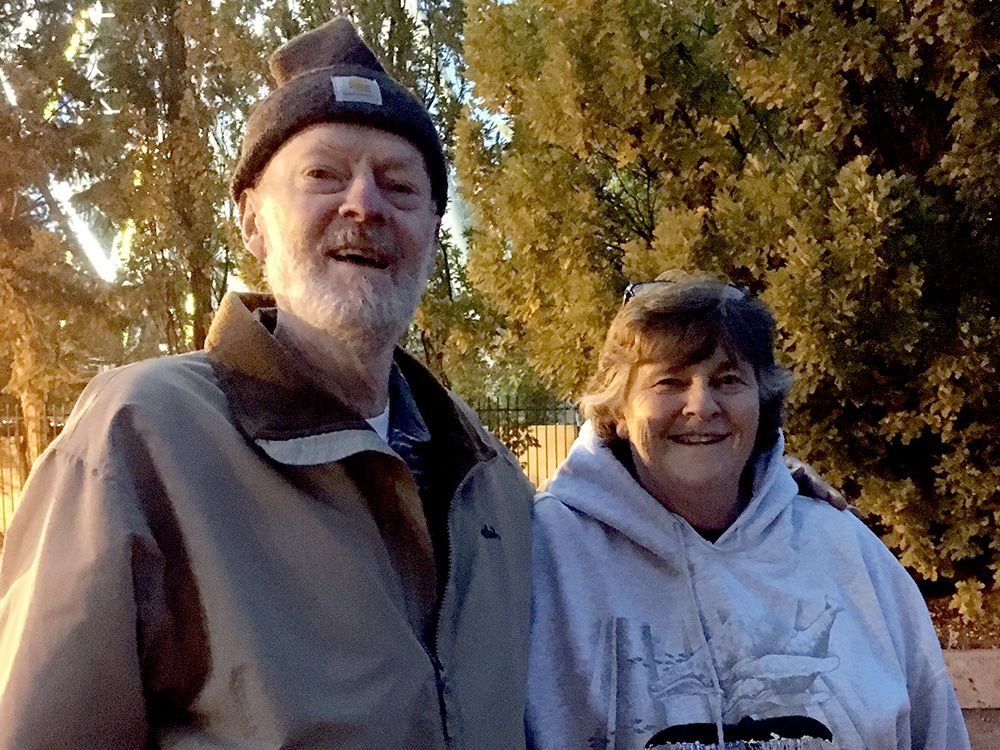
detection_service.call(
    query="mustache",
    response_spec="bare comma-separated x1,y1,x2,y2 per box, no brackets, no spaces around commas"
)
323,226,390,250
321,227,394,266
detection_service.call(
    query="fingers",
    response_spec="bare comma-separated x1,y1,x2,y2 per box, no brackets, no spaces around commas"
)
783,453,848,510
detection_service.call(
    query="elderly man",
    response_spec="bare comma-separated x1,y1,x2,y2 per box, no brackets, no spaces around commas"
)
0,18,533,749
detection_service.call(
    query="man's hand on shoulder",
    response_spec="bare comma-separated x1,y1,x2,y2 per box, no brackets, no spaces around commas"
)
783,454,864,519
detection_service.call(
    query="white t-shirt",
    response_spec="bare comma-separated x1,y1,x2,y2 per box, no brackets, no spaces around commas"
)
366,404,390,442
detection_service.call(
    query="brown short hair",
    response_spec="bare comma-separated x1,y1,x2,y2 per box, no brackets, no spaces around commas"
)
579,279,791,459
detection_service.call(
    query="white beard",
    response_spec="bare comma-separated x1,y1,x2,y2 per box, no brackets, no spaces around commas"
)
291,265,428,349
267,237,435,357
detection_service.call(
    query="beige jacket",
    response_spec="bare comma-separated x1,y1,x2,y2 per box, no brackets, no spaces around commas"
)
0,293,533,749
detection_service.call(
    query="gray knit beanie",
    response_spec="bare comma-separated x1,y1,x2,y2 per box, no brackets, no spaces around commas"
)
231,17,447,216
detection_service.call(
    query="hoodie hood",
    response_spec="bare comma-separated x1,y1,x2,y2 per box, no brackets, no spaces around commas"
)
542,421,799,554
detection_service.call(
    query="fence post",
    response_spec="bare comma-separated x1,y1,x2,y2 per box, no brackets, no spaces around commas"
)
0,400,69,537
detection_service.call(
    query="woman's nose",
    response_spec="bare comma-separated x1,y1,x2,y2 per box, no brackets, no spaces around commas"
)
682,379,721,419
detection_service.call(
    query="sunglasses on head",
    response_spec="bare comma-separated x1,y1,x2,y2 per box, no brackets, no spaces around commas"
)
621,279,748,306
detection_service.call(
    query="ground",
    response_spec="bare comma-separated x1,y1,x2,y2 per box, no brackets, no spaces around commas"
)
929,596,1000,650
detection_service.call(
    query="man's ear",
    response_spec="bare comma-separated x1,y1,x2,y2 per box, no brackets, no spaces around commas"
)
422,217,443,270
239,189,267,262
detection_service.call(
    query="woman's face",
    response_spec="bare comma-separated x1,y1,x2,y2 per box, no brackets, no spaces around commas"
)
616,341,760,504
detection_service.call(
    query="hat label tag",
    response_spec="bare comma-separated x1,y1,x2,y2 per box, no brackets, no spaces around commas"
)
331,76,383,106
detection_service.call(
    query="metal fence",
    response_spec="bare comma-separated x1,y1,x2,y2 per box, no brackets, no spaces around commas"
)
0,401,71,536
0,396,579,537
471,396,582,489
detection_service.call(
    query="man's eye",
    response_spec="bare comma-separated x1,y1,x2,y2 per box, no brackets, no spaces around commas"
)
717,373,745,387
385,180,416,194
304,167,350,182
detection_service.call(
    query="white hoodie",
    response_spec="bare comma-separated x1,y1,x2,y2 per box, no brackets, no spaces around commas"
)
527,423,969,750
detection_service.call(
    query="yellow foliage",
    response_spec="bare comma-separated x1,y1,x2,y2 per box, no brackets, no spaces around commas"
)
953,580,986,623
459,0,1000,616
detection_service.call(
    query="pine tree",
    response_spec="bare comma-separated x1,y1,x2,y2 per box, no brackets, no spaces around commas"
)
0,12,126,458
4,0,523,400
458,0,1000,615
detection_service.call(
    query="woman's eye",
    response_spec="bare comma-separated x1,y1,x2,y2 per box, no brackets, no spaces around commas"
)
716,373,745,387
655,377,685,389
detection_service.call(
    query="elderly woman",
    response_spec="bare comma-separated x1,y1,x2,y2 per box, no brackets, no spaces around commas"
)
527,279,969,750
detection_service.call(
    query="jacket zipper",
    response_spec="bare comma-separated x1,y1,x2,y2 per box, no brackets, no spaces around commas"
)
424,422,496,749
427,472,458,749
430,652,451,748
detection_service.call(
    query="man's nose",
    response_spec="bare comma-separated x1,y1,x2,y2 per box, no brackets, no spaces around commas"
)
682,378,720,419
339,168,384,220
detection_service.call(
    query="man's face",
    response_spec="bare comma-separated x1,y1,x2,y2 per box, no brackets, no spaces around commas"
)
240,122,440,347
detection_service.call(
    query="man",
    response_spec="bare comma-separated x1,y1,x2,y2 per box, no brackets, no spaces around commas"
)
0,18,533,749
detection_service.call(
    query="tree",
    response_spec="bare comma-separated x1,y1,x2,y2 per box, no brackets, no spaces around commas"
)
5,0,528,401
0,16,128,461
320,0,537,399
250,0,533,400
458,0,1000,615
3,0,275,356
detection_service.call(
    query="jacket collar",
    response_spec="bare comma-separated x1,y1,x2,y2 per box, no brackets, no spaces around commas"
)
204,292,494,467
204,292,370,441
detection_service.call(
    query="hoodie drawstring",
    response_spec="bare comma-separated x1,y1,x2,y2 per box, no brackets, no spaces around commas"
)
676,528,727,750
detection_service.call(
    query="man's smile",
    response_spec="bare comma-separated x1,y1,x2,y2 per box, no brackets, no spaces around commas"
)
325,246,390,269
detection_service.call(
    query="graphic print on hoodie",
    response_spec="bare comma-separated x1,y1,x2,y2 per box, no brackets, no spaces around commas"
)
587,610,838,749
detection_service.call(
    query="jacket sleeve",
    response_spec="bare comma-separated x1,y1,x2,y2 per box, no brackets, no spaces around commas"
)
0,444,151,748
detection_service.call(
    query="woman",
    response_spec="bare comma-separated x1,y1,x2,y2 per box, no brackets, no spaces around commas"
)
527,279,969,750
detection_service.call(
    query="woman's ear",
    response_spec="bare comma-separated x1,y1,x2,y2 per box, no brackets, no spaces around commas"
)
239,190,267,262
